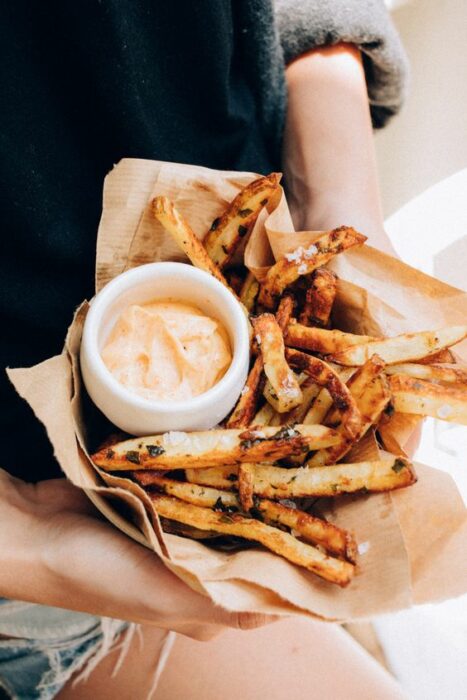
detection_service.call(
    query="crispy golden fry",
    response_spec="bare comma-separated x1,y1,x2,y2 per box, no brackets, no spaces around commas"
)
250,401,278,427
285,348,362,439
385,363,467,384
418,348,454,364
281,380,321,425
274,294,295,333
298,268,337,327
329,326,467,366
239,271,260,312
324,355,385,427
238,457,416,503
92,425,341,471
152,196,238,297
286,322,377,355
230,295,297,424
203,174,280,269
253,314,303,413
186,466,239,489
258,227,367,308
388,374,467,425
226,356,264,428
135,474,356,562
134,472,240,509
150,494,354,586
256,499,357,563
309,374,391,466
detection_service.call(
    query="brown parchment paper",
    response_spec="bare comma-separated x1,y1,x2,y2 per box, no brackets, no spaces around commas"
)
8,158,467,622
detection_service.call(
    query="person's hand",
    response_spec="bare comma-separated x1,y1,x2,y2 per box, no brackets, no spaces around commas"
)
0,469,277,641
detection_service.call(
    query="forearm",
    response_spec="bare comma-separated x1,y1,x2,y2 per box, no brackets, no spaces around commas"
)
282,44,393,253
0,470,265,639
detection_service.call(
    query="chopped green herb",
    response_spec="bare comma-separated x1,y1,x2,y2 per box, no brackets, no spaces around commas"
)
288,475,297,484
272,425,299,441
210,217,221,231
125,450,140,465
331,483,340,494
392,458,406,473
384,403,395,417
221,244,229,254
238,208,253,217
238,224,249,237
147,444,165,458
227,473,238,482
106,448,115,459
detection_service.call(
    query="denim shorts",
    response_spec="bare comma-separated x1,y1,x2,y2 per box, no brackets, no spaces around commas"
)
0,599,127,700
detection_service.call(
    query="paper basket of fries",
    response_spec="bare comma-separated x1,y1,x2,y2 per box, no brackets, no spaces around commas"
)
8,158,467,621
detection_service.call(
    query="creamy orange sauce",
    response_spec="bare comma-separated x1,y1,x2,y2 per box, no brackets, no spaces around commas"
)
101,301,232,401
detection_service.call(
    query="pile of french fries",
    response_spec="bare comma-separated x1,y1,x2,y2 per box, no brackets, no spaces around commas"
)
92,174,467,587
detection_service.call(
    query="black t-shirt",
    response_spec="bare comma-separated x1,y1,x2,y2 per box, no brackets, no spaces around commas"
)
0,1,282,481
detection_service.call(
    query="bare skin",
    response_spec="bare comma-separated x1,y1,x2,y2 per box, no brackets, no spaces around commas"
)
2,44,410,698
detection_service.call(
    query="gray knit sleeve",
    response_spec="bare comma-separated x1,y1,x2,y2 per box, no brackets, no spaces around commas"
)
274,0,408,127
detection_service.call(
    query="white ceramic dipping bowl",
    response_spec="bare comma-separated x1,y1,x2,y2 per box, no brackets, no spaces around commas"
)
80,262,250,436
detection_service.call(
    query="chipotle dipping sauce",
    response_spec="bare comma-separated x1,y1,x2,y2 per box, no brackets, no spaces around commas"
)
101,301,232,402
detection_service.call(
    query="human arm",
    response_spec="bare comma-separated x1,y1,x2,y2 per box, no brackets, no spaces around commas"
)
282,43,395,253
275,0,408,252
0,469,272,640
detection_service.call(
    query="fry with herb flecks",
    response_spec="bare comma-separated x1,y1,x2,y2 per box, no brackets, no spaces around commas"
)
203,173,280,269
91,424,341,471
238,457,416,505
253,313,302,413
329,326,467,366
150,494,355,586
258,226,366,308
299,268,337,328
285,348,362,439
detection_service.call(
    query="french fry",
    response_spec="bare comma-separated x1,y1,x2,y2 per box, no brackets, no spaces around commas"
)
91,424,341,471
308,374,391,466
229,295,297,425
323,355,385,427
203,174,280,269
250,401,278,427
388,374,467,425
286,322,377,355
258,227,367,308
417,348,454,364
152,196,238,297
239,271,260,312
298,268,337,327
329,326,467,366
226,356,264,428
238,457,416,504
134,472,240,509
255,499,357,563
385,363,467,385
274,294,296,333
150,494,355,586
134,474,356,563
253,314,303,413
186,466,239,489
285,348,362,439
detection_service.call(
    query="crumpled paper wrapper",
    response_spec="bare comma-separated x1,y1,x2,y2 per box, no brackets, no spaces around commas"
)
8,159,467,622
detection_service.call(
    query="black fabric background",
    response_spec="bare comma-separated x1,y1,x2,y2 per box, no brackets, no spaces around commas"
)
0,1,280,481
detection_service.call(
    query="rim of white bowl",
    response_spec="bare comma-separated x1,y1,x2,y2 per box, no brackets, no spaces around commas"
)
81,262,250,414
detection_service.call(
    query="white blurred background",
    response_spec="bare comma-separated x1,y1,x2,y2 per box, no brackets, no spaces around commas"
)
373,3,467,699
